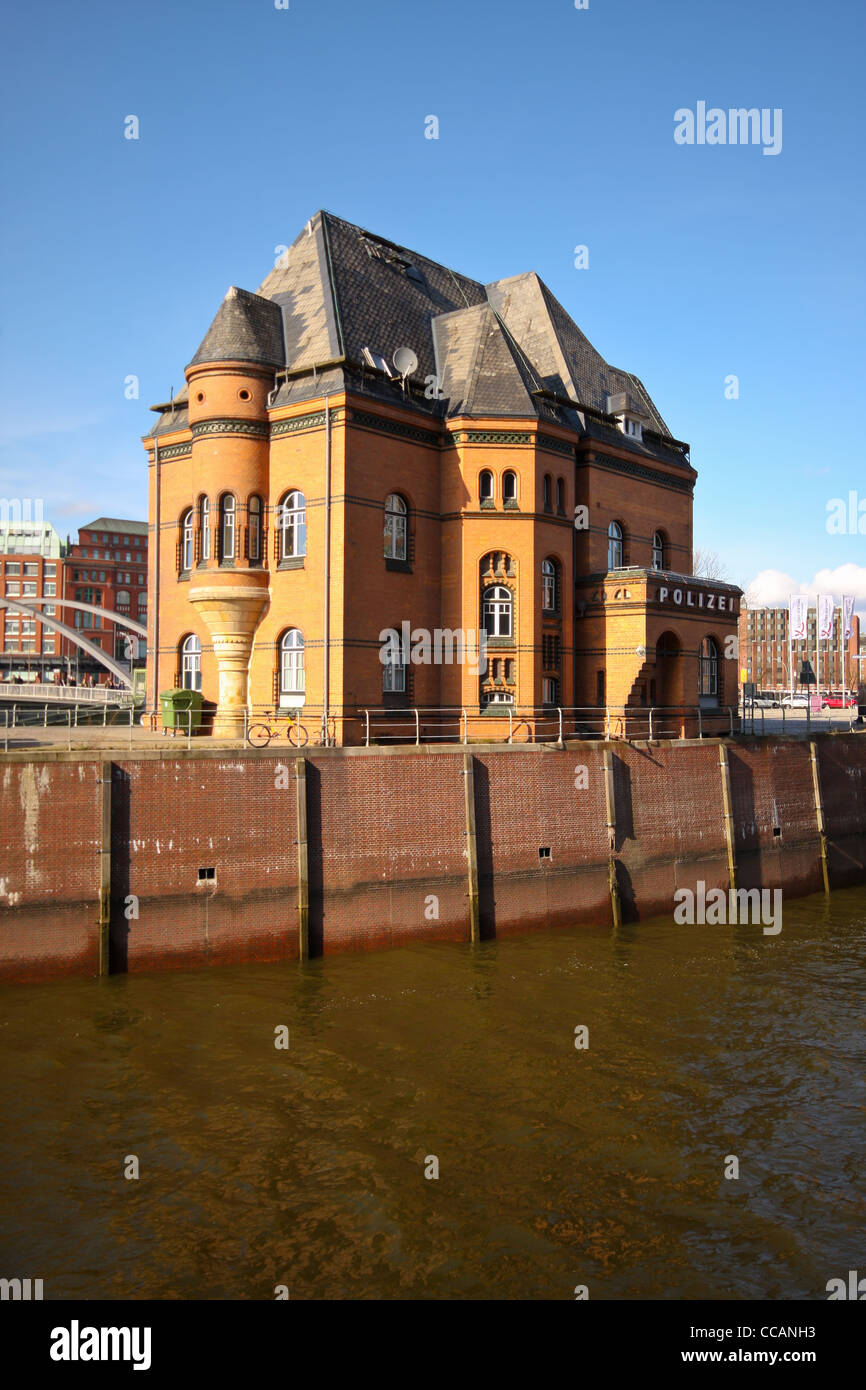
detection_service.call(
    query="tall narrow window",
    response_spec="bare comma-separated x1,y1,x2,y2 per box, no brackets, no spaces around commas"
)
479,470,494,504
556,477,565,513
220,494,236,562
384,494,408,560
181,634,202,692
607,520,623,569
280,629,305,697
483,585,513,638
201,497,211,561
652,530,665,571
503,471,517,505
248,495,262,563
699,636,720,699
541,559,557,612
279,491,306,560
543,474,553,511
181,510,194,572
382,642,406,692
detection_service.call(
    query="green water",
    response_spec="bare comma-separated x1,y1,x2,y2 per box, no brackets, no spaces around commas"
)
1,888,864,1300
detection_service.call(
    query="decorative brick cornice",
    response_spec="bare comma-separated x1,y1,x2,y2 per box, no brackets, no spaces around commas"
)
350,408,441,447
191,418,269,440
581,452,694,495
451,430,532,446
537,434,576,459
270,408,346,437
153,441,192,461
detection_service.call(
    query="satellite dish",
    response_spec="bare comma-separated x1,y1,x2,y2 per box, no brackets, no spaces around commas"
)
393,347,418,379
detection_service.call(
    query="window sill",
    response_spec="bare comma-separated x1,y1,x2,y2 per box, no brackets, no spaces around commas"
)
277,557,305,571
178,572,190,583
385,558,413,573
503,500,520,510
485,636,514,649
480,499,496,510
218,561,236,569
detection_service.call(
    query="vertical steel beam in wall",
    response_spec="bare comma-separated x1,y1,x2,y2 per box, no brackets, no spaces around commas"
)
295,757,310,960
98,761,112,976
462,753,480,944
809,740,831,895
718,743,737,891
602,746,621,928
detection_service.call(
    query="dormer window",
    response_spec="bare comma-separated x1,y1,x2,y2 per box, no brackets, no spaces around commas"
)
618,415,643,440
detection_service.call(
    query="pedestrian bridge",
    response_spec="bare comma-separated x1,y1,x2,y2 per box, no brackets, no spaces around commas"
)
0,681,134,706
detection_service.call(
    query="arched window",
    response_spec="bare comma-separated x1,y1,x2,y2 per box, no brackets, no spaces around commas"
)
483,584,513,638
181,509,194,572
180,634,201,692
279,491,306,560
503,471,518,505
384,493,408,560
116,589,130,610
279,629,305,697
201,497,211,561
652,530,666,571
248,495,262,563
541,559,557,612
543,474,552,511
479,470,494,504
699,636,720,699
607,520,624,569
220,494,236,562
556,477,565,513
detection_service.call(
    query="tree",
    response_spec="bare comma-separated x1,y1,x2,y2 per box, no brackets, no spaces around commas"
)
692,548,730,582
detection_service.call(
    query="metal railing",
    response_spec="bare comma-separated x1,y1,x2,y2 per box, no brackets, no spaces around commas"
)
356,704,739,747
739,700,860,737
0,680,133,706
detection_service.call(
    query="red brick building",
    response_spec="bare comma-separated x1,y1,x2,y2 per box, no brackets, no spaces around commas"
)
63,518,148,678
739,603,861,695
145,211,741,740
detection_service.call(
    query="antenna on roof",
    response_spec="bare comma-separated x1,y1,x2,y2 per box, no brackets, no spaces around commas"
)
392,347,418,391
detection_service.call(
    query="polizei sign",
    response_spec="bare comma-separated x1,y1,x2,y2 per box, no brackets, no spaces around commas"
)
655,584,739,615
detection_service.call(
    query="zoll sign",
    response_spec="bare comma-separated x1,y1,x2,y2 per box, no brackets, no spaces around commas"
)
655,584,739,614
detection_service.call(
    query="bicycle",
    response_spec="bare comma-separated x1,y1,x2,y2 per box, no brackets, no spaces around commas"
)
246,710,309,748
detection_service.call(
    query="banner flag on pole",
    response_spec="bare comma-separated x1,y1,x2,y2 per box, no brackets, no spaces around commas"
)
817,594,834,641
842,594,855,641
789,593,808,641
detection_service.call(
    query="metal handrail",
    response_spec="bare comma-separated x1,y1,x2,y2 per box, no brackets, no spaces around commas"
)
0,680,132,706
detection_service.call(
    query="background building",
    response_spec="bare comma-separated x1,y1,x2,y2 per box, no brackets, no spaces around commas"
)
63,518,148,678
738,604,861,693
0,514,148,683
0,538,63,680
145,211,741,740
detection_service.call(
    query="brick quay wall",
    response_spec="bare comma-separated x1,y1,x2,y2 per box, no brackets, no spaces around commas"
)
1,736,864,982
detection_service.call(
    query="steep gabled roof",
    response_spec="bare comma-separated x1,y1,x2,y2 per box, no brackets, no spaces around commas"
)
189,286,285,368
433,303,541,418
148,210,682,459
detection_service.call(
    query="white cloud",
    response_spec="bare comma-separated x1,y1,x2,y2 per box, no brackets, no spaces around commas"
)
746,564,866,615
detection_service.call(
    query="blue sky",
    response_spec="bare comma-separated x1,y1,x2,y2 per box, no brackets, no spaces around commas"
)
1,0,864,606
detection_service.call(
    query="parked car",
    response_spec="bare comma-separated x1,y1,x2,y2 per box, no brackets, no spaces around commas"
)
822,695,857,709
781,693,810,708
750,695,778,709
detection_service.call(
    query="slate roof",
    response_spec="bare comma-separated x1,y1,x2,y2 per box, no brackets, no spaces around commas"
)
148,210,684,462
189,286,285,368
81,518,148,535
